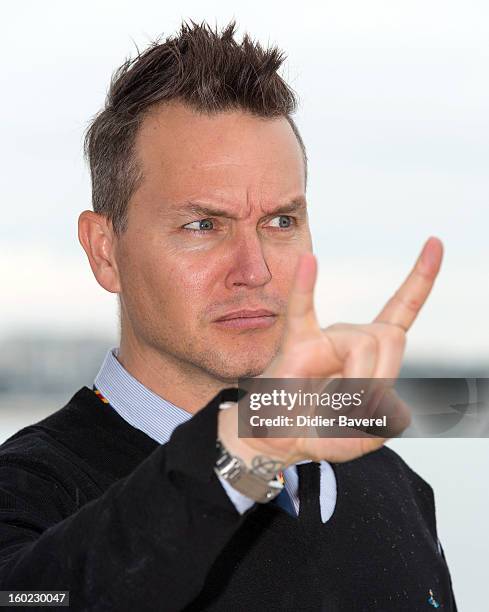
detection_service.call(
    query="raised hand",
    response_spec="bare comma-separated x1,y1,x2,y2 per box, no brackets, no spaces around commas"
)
269,236,443,380
218,237,443,468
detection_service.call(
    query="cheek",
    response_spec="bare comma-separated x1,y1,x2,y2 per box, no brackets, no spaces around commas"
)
119,230,223,320
116,242,172,317
153,256,220,319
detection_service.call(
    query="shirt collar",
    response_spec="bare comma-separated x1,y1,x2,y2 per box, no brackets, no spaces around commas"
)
94,347,192,445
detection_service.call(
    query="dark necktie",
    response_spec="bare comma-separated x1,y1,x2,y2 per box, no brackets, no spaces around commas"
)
271,463,322,518
271,482,297,517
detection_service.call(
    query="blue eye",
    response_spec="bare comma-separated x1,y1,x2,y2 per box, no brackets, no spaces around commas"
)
183,218,214,231
269,215,293,229
182,215,294,233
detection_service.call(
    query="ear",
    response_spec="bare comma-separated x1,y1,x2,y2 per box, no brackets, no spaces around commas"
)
78,210,121,294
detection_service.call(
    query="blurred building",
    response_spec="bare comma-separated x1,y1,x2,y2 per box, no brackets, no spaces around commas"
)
0,335,486,398
0,336,114,395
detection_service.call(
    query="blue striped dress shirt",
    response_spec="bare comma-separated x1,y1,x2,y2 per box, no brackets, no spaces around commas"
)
94,348,337,522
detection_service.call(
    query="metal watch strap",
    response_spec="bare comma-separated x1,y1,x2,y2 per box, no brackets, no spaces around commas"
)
214,438,284,503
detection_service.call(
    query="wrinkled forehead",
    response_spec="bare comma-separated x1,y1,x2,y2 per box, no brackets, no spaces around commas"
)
132,102,306,213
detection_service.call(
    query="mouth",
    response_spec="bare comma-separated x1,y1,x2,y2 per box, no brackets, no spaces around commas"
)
213,309,277,330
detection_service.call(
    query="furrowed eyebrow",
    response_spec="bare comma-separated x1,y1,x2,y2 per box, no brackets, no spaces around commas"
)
175,199,307,219
268,200,307,216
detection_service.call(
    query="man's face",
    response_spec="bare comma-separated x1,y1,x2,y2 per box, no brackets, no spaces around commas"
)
114,102,312,381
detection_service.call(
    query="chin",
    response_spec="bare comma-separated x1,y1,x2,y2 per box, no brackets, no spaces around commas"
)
211,354,272,382
188,335,280,381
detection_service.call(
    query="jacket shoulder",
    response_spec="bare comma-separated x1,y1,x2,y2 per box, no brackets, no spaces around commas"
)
0,388,110,510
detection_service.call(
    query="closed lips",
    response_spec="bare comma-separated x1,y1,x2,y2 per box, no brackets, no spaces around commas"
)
215,310,275,321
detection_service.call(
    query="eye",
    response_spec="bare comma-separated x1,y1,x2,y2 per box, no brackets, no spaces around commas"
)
267,215,294,229
183,218,214,232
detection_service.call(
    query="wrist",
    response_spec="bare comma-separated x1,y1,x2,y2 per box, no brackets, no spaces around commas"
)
217,400,302,470
215,404,288,503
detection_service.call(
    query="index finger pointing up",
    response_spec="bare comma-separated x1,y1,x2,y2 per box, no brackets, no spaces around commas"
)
374,236,443,331
284,252,321,340
286,252,318,319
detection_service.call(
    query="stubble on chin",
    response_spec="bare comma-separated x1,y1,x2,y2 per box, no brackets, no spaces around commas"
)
192,336,281,381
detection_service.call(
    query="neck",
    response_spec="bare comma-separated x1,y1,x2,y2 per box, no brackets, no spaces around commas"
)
117,333,236,414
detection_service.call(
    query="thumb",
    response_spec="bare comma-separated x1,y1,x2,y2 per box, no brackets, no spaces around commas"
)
283,252,320,338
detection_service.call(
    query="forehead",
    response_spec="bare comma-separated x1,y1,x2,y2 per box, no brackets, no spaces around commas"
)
133,102,305,211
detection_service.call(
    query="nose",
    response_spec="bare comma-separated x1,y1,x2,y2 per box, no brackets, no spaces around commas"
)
224,230,272,289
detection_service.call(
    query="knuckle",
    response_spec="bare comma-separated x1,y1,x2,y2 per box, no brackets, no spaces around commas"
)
324,322,349,333
392,326,407,348
354,332,378,355
392,291,422,313
386,327,407,352
375,322,406,347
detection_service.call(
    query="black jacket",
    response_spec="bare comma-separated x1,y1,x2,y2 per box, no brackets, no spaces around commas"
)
0,387,457,611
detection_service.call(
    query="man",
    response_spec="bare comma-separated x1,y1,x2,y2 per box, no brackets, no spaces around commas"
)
0,21,456,611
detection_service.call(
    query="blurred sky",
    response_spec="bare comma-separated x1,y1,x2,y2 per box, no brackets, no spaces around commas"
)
1,0,488,361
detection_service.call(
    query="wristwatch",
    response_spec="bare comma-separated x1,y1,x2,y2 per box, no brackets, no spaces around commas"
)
214,433,285,504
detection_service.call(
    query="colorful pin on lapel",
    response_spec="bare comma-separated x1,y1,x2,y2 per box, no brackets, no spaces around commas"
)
428,589,440,608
